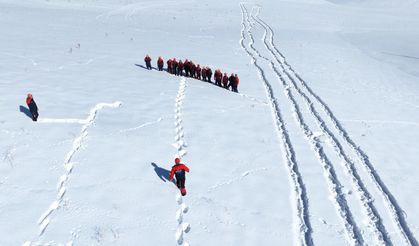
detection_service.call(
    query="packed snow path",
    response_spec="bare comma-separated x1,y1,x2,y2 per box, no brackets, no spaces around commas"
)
24,102,122,245
240,3,418,246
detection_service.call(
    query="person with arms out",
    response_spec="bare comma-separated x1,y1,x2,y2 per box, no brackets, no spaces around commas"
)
169,158,190,196
26,93,39,121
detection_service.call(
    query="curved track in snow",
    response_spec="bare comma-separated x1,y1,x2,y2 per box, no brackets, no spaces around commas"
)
240,3,418,246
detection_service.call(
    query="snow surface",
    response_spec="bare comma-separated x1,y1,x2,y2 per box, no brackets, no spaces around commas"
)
0,0,418,245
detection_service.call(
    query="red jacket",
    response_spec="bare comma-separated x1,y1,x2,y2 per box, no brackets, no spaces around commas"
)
144,56,151,62
214,70,222,80
169,164,189,181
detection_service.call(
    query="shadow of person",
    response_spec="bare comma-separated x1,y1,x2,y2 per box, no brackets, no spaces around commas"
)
134,64,156,70
151,162,173,183
19,105,32,119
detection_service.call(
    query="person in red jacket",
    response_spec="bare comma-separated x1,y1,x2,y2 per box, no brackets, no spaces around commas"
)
190,62,196,78
26,93,39,121
214,69,222,87
169,158,190,195
184,59,190,77
196,64,202,80
157,56,164,71
234,74,240,93
172,58,178,75
222,72,229,89
177,60,184,76
167,59,173,74
144,55,152,70
201,66,207,81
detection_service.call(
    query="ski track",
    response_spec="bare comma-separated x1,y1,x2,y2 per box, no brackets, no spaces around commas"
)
242,5,366,245
239,4,313,246
246,4,418,246
173,77,191,246
24,101,122,246
249,7,391,245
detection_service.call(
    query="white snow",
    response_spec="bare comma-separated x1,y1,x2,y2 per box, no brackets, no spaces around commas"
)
0,0,418,245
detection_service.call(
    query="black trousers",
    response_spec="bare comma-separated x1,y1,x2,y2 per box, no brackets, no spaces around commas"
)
31,111,39,121
146,62,151,69
176,178,185,189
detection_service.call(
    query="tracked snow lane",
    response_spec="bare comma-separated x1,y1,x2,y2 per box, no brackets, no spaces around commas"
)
252,10,417,246
251,8,391,245
239,4,313,246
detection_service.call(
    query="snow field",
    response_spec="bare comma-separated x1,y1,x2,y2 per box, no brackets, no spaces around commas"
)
0,0,418,245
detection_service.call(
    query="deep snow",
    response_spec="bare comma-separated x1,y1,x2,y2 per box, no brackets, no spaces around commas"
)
0,0,418,245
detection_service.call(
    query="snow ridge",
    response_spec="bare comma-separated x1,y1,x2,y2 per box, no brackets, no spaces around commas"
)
240,4,313,246
24,101,122,245
251,9,418,246
173,77,190,246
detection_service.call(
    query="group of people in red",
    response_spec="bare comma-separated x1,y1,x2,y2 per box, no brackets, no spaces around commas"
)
144,55,240,93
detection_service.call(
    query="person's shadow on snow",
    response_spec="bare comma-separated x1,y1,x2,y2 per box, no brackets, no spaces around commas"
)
135,64,156,70
19,105,32,119
151,162,173,183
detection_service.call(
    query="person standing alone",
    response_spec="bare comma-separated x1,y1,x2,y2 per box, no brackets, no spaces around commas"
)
26,93,39,121
144,54,152,70
169,158,190,196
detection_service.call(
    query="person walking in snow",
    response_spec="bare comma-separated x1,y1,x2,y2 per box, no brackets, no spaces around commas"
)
196,64,202,80
177,60,184,76
207,67,213,83
190,62,196,78
157,56,164,71
228,73,239,93
169,158,190,196
167,59,173,74
26,93,39,121
222,72,229,89
234,73,240,93
201,66,207,81
214,69,222,87
172,58,178,75
144,54,152,70
184,59,190,77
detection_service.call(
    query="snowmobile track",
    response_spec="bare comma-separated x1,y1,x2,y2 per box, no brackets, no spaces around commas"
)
249,7,417,246
250,7,391,245
242,5,366,245
240,4,313,246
